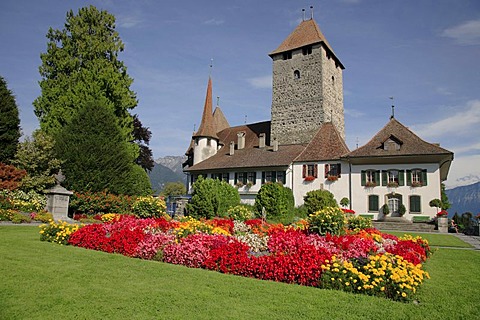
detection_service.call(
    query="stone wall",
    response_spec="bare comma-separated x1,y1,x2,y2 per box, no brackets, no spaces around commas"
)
271,44,345,145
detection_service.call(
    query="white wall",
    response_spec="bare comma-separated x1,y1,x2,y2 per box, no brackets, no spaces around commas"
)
349,163,442,221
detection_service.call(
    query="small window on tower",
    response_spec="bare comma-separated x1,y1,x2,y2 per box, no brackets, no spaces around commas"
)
294,70,301,80
302,46,312,55
282,51,292,60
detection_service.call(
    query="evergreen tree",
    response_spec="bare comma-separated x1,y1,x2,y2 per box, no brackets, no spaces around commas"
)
441,183,451,210
13,130,62,192
55,100,151,195
33,6,139,156
0,75,21,163
254,182,295,219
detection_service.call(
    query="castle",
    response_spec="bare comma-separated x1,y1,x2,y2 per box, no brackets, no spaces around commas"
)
183,17,453,221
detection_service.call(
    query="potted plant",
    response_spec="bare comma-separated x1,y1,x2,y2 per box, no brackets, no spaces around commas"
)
304,175,315,182
399,204,406,216
246,181,253,189
381,204,390,216
235,181,244,188
365,181,377,188
327,175,338,182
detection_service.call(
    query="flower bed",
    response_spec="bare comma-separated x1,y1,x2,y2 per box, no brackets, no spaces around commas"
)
39,212,432,302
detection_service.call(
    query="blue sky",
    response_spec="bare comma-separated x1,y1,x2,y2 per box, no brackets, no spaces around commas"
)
1,0,479,188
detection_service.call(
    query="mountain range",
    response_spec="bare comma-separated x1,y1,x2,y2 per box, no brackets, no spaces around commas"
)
445,181,480,216
147,156,479,215
147,156,187,193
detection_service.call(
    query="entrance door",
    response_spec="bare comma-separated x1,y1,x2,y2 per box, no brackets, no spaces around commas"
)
388,197,399,215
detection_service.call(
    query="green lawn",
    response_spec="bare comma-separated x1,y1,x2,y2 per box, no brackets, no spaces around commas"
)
386,231,473,248
1,226,478,319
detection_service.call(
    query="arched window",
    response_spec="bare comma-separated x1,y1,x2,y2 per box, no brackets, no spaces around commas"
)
294,70,301,80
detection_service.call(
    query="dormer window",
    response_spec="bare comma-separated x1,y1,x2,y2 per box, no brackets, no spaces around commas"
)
382,136,402,151
294,70,301,80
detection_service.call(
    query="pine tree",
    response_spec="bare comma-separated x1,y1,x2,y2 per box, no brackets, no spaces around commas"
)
55,100,151,195
0,75,21,163
33,6,139,156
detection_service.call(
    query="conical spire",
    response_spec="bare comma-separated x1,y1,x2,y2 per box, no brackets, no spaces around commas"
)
193,77,218,139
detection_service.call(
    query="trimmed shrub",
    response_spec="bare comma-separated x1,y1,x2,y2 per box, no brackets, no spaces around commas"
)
347,216,373,231
303,189,338,215
132,196,167,219
254,182,294,220
187,176,240,219
227,205,254,221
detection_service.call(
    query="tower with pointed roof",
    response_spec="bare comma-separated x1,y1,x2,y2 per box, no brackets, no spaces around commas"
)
269,17,345,145
192,77,220,165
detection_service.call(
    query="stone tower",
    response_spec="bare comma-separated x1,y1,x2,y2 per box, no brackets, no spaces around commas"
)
269,18,345,145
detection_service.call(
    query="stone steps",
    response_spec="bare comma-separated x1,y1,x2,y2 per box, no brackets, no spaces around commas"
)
372,219,436,233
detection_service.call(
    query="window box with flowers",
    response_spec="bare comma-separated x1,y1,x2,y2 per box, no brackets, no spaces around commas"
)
411,181,423,188
304,175,315,182
365,181,377,188
387,182,399,188
327,175,338,182
235,181,244,188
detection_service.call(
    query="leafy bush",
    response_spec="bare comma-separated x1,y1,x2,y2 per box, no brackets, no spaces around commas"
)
254,182,294,219
132,196,167,219
0,208,31,223
69,191,134,215
303,189,338,215
30,210,54,223
307,207,346,236
227,205,254,221
0,163,26,190
347,216,373,231
187,176,240,219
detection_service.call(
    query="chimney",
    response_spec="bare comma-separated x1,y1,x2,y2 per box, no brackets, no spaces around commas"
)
229,141,235,155
237,132,245,150
272,138,278,152
259,133,266,148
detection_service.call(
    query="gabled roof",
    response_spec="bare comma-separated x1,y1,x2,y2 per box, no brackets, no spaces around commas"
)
185,121,306,171
269,19,344,69
193,77,218,139
213,106,230,133
346,117,453,158
295,122,350,162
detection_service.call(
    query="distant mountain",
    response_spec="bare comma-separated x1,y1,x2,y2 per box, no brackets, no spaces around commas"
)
148,156,187,193
445,181,480,215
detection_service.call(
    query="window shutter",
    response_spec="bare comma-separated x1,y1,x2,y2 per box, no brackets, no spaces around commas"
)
272,171,277,182
337,163,341,178
262,172,266,184
406,170,412,186
234,173,238,184
324,164,329,178
369,195,379,212
382,171,387,186
399,170,405,186
375,171,380,184
361,171,366,186
302,165,306,178
314,164,318,178
422,169,428,186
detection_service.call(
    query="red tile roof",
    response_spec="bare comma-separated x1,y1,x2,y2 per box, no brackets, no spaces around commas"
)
295,122,350,161
346,118,453,158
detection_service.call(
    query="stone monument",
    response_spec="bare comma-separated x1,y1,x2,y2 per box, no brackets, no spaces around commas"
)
45,170,73,221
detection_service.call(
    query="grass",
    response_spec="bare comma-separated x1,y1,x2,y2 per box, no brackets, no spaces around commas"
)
385,231,473,248
1,226,479,319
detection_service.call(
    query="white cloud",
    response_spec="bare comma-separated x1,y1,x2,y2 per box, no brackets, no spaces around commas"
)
442,19,480,45
444,154,480,189
117,13,143,29
412,100,480,139
435,87,453,96
344,108,364,118
247,75,272,89
203,18,225,26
